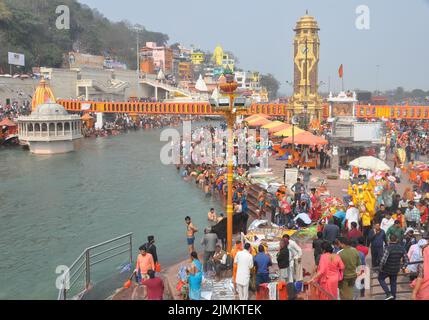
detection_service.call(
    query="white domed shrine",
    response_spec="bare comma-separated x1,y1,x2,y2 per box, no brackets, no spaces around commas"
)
18,102,82,155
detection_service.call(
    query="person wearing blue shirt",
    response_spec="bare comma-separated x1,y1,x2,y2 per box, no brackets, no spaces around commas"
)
334,209,346,229
254,245,272,288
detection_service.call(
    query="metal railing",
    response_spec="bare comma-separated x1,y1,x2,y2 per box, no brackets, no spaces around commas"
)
57,233,133,300
304,281,337,300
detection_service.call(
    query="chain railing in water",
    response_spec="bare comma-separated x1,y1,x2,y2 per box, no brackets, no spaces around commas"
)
57,233,133,300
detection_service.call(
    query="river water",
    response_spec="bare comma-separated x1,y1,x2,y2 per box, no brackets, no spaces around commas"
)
0,126,223,299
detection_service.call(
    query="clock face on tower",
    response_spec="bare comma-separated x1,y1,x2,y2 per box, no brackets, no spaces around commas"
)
301,45,309,54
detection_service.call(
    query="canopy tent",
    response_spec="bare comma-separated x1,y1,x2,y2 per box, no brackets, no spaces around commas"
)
261,121,291,133
273,126,305,137
349,156,390,172
282,131,328,146
81,114,93,120
247,116,272,127
157,69,166,81
244,113,271,122
195,74,208,92
0,118,17,127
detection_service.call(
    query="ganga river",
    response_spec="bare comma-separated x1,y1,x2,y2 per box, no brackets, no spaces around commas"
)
0,126,223,299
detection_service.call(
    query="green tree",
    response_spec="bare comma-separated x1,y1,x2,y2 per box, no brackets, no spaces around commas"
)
260,73,280,99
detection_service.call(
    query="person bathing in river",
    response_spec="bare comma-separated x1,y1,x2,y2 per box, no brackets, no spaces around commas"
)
185,216,198,254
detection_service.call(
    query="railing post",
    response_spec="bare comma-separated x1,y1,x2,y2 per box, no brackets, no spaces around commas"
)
129,234,133,265
85,250,91,290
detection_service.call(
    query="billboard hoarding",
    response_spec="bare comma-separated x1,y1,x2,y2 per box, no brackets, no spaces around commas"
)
8,52,25,67
353,123,384,142
68,52,104,69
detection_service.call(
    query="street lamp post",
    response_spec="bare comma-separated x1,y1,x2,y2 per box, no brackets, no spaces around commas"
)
210,71,250,253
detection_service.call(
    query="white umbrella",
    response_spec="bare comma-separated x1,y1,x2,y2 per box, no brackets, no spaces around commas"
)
349,156,390,172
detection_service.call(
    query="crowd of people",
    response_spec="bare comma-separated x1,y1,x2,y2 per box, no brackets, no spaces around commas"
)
0,100,31,121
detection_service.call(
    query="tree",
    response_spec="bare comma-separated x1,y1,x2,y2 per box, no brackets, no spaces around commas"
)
393,87,405,101
260,73,280,99
410,89,426,98
0,0,169,72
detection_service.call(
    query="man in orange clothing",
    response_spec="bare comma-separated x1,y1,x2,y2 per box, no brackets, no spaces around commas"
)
135,245,155,283
231,240,243,293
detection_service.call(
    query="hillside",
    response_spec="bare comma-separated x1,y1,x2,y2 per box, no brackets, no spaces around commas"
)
0,0,169,72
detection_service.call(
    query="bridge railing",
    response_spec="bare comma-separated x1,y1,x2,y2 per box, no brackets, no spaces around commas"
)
57,233,133,300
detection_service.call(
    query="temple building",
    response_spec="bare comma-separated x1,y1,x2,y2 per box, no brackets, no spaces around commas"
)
18,81,82,155
288,13,324,120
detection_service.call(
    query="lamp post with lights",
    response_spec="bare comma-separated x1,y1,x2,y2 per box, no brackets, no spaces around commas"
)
209,69,251,252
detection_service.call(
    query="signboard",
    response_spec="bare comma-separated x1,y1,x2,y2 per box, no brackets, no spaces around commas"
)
284,168,299,190
353,122,384,142
104,59,127,70
8,52,25,66
95,113,103,130
68,52,104,69
332,103,354,117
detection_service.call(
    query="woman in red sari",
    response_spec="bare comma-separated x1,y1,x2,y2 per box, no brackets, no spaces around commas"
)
309,242,345,300
411,243,429,300
310,188,322,221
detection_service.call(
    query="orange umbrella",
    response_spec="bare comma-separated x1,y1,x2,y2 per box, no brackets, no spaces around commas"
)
0,118,17,127
261,121,291,134
282,131,328,146
247,116,272,127
244,113,271,122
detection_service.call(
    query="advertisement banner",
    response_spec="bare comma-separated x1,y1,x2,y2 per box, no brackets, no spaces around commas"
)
68,52,104,69
8,52,25,67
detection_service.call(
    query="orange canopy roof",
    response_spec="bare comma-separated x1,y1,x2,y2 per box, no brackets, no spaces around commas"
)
0,118,17,127
244,113,271,122
282,131,328,146
81,114,94,120
261,121,291,133
247,116,272,127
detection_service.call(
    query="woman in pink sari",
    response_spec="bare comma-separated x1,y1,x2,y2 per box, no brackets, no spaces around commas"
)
309,242,345,300
411,243,429,300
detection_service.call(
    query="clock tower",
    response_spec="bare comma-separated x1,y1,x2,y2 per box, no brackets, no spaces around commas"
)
289,13,324,121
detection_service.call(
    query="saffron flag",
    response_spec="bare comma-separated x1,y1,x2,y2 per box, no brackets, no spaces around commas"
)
338,64,344,78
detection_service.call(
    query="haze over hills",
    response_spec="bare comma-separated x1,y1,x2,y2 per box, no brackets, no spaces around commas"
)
0,0,168,72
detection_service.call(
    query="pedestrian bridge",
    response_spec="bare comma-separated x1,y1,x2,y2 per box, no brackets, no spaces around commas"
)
57,100,299,117
56,100,429,120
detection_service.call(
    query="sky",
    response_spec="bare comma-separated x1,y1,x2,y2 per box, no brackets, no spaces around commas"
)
79,0,429,94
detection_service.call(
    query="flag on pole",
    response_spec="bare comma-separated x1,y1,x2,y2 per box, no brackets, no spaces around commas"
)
338,64,344,78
